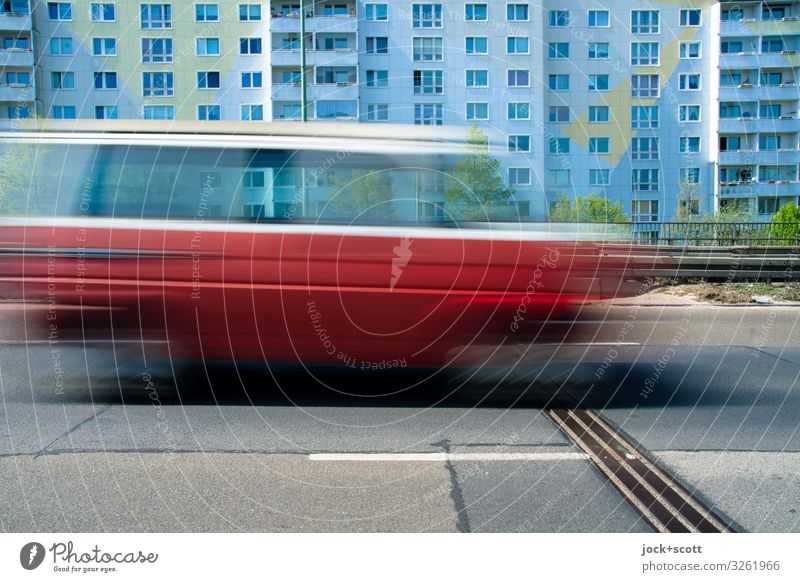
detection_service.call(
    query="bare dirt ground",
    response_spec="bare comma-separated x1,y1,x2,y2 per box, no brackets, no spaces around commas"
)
653,282,800,305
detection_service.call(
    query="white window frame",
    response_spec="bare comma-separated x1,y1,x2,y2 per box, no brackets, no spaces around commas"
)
509,167,531,186
588,10,609,27
466,102,489,121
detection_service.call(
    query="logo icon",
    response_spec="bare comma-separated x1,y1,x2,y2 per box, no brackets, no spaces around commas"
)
20,542,46,570
390,236,413,290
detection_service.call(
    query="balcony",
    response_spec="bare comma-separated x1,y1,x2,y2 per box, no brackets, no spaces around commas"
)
271,82,300,101
752,149,800,165
269,13,358,33
0,11,31,31
719,83,800,101
0,48,32,67
0,83,33,102
308,48,358,66
718,150,757,165
271,81,359,102
719,181,799,198
718,117,759,133
309,82,358,100
722,17,800,37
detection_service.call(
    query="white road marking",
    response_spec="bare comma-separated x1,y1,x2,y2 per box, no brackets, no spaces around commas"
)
309,452,585,462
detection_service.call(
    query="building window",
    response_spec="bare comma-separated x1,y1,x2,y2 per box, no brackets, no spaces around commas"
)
198,104,220,120
413,37,442,61
239,3,261,21
631,10,659,34
508,135,530,152
589,105,609,123
588,74,609,91
466,37,488,54
414,103,443,125
588,42,608,59
91,3,115,21
4,71,30,85
366,69,388,87
48,2,72,20
142,38,172,62
631,200,659,221
589,169,610,186
760,71,782,86
366,37,388,53
366,103,389,121
548,169,570,186
465,3,487,21
196,38,220,56
508,102,530,120
507,69,529,87
680,168,700,184
365,3,388,21
721,8,743,22
680,9,701,26
239,38,262,54
679,74,700,91
759,134,781,150
631,75,659,98
7,106,31,119
589,137,610,154
549,138,569,154
52,105,76,119
679,137,700,153
51,71,75,90
548,105,569,122
50,37,74,55
631,137,658,160
548,10,569,27
548,43,569,59
506,3,528,21
140,3,172,29
143,71,173,96
412,4,442,28
95,105,118,119
241,71,262,88
589,10,609,27
195,3,218,21
631,105,658,128
548,74,569,91
507,36,529,54
143,105,174,119
632,169,659,192
631,42,659,66
679,105,700,122
466,69,488,87
93,71,117,89
413,70,443,94
762,36,784,53
92,37,116,56
680,42,701,59
241,104,263,121
197,71,220,89
243,171,265,189
466,102,488,120
509,168,531,186
760,103,781,119
758,197,780,215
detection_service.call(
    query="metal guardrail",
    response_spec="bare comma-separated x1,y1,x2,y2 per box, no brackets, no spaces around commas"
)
628,222,800,247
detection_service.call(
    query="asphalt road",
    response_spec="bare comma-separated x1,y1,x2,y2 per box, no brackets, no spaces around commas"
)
0,301,799,532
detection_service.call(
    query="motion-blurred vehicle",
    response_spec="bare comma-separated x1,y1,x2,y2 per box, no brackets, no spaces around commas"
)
0,121,642,368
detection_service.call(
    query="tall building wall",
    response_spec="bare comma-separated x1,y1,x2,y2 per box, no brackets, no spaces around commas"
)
6,1,799,222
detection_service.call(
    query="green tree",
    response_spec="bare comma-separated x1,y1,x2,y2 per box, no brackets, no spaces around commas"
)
327,168,397,222
548,193,629,222
676,179,701,221
444,126,514,221
0,142,55,216
769,202,800,246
